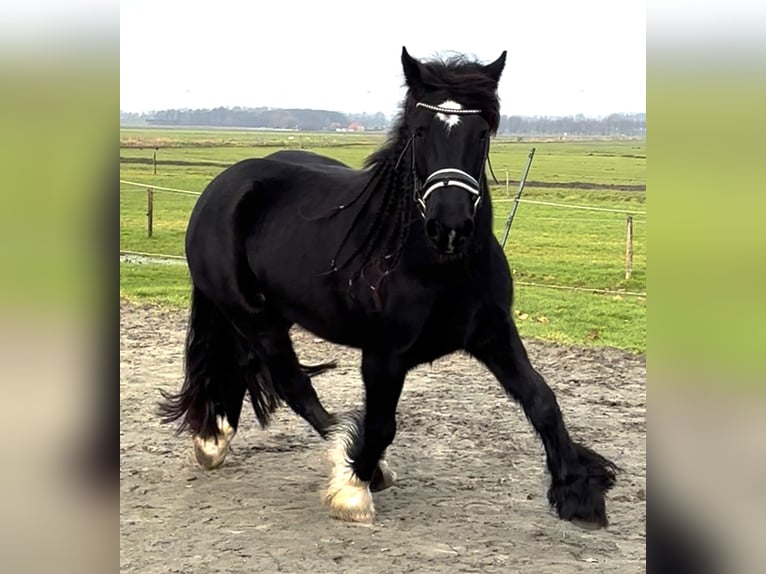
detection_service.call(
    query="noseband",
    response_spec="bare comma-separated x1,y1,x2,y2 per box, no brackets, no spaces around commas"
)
397,101,491,219
419,167,482,217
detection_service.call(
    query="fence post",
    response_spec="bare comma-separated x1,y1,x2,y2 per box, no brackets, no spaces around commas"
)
505,168,509,196
501,147,536,249
153,147,158,175
625,215,633,280
147,188,154,238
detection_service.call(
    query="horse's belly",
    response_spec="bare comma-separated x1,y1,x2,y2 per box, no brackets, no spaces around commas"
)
248,254,376,348
269,290,375,348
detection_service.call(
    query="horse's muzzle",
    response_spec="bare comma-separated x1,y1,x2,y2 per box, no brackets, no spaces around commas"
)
425,216,474,254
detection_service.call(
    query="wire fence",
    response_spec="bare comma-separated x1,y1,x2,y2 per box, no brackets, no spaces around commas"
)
494,197,646,216
119,179,646,299
120,249,186,260
120,180,202,196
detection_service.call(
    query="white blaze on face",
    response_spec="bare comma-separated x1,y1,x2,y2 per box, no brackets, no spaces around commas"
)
447,229,457,252
435,100,463,132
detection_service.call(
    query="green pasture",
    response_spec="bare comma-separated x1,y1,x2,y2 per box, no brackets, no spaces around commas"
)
120,128,646,352
120,128,646,188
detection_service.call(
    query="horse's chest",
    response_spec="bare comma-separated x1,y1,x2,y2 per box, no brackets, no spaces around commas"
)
381,287,474,359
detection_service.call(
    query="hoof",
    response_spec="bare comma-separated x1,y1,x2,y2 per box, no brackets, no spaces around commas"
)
192,415,236,470
572,518,604,531
548,443,618,528
370,459,397,493
548,480,609,528
323,469,375,523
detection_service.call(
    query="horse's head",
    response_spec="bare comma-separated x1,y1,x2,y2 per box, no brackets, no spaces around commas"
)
401,47,506,255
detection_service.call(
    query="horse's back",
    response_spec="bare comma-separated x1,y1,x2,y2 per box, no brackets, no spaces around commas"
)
188,154,358,248
265,149,351,170
185,155,367,318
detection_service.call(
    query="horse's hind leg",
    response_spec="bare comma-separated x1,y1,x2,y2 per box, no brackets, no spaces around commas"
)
229,316,400,491
158,288,271,469
257,334,338,438
226,316,338,438
188,333,255,469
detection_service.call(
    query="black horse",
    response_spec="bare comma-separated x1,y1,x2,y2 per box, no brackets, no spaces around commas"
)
160,47,617,527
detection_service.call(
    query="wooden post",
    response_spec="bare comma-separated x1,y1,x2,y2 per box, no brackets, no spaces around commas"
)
505,168,509,196
147,188,154,238
153,147,158,174
625,215,633,280
501,147,536,249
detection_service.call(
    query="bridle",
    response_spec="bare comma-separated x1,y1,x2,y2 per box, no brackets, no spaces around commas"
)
396,101,494,220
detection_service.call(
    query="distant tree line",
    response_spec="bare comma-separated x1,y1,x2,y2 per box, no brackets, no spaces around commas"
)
498,113,645,136
120,107,645,136
120,107,350,132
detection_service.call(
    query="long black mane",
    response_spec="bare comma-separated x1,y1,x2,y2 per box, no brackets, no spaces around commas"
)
321,54,502,298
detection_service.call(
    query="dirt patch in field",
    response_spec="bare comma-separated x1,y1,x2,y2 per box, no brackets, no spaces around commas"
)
506,180,645,192
120,301,645,573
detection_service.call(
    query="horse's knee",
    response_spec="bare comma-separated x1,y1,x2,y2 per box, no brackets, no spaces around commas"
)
526,382,563,428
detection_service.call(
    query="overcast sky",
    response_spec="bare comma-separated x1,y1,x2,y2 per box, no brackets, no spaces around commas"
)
120,0,646,118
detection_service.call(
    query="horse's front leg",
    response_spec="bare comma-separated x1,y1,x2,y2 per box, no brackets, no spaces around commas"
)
467,306,619,528
322,352,404,523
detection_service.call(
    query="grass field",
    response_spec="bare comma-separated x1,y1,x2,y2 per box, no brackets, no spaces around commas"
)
120,128,646,352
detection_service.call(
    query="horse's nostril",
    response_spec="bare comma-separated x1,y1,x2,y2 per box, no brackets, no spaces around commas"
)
425,219,440,240
462,218,474,237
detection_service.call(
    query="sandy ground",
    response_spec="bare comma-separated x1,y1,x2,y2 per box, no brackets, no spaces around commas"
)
120,301,645,573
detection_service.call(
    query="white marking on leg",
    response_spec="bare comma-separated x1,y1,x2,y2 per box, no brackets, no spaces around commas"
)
192,414,236,470
321,418,375,523
435,99,463,132
370,457,397,492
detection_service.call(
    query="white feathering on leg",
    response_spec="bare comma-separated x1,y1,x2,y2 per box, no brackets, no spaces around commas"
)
192,414,236,470
321,416,375,523
370,458,397,492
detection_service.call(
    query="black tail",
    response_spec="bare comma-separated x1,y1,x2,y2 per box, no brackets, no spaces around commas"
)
158,287,281,436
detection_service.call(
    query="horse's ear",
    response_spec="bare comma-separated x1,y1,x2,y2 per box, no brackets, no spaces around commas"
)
483,51,507,84
401,46,424,90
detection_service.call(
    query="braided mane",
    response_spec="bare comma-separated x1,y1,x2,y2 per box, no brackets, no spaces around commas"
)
325,53,501,303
